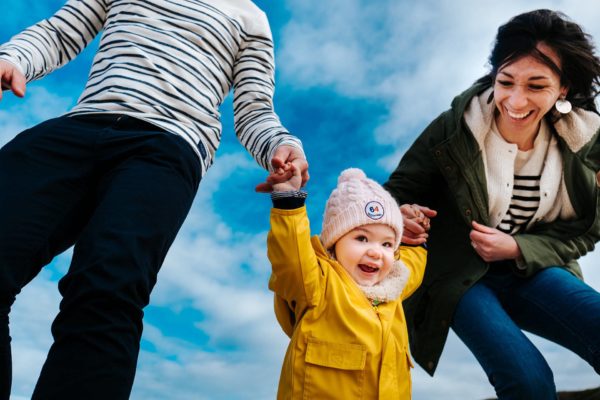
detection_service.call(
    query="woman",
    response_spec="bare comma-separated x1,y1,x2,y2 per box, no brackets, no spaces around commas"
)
385,9,600,399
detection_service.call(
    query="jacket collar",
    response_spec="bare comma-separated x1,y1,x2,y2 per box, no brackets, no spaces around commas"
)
357,260,410,304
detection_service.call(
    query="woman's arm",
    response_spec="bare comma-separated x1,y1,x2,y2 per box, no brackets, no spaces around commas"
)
512,212,600,277
470,199,599,276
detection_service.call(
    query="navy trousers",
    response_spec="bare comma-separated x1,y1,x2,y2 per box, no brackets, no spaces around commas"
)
0,114,200,399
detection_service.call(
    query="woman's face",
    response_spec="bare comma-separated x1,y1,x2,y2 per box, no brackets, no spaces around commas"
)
493,43,567,149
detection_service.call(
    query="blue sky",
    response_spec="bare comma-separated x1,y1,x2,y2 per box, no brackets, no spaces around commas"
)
1,1,599,399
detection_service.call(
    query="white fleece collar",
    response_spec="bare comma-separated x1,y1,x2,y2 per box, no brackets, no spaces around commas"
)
357,260,410,304
464,87,600,152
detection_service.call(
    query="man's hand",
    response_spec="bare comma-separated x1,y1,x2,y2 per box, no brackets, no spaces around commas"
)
0,60,26,101
469,221,521,262
400,204,437,245
255,145,309,192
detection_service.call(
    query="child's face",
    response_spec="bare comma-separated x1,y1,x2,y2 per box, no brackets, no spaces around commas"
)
334,224,396,287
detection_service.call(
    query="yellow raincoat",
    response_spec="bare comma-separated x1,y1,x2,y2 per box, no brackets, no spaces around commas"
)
268,206,427,399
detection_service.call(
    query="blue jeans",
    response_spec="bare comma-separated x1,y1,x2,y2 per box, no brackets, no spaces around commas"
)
0,115,200,399
452,264,600,400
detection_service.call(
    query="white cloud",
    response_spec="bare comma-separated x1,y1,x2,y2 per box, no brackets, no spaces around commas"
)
580,246,600,284
133,338,285,400
0,85,72,147
278,0,600,168
9,271,60,398
132,321,286,400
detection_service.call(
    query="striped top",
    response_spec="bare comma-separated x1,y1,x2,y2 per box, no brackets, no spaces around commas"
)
496,173,541,234
496,137,549,235
0,0,302,174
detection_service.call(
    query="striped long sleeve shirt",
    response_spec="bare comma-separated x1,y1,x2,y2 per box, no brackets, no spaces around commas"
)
0,0,302,174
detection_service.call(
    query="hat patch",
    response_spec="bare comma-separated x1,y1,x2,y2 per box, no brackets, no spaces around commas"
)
365,201,384,220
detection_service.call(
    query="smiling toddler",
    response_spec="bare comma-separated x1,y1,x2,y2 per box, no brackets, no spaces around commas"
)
265,167,427,399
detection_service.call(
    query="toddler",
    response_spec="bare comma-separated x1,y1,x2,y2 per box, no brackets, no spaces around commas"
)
266,165,427,399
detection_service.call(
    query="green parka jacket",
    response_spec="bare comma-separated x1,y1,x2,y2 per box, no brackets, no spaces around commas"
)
384,82,600,376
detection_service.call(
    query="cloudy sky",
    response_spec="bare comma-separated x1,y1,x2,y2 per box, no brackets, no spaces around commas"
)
1,1,599,399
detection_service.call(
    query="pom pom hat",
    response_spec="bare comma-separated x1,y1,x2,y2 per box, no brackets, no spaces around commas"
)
321,168,403,250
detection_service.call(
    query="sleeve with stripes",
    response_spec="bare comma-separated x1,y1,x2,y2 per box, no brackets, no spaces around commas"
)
0,0,108,82
232,11,303,171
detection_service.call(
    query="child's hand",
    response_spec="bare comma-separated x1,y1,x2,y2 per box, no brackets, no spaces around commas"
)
255,146,308,192
255,158,302,193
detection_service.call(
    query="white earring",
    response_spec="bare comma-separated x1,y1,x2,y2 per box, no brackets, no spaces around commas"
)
555,97,572,114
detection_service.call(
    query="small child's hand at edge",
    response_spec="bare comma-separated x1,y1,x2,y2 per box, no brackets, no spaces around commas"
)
255,158,302,193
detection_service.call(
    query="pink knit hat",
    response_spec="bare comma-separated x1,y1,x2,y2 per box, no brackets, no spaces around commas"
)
321,168,403,250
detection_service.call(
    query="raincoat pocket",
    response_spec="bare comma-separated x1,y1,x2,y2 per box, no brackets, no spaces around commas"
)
303,337,366,399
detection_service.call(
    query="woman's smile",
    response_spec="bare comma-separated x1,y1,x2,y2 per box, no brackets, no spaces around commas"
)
493,43,566,150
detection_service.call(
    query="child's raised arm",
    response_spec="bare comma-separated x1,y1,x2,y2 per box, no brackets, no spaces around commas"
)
399,245,427,300
265,164,321,336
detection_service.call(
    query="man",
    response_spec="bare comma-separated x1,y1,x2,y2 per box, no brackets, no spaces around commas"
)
0,1,307,398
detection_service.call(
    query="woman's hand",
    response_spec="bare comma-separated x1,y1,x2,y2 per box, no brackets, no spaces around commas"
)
400,204,437,245
469,221,522,262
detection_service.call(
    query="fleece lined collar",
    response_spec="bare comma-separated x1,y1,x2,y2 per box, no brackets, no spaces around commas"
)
357,260,410,303
313,236,410,304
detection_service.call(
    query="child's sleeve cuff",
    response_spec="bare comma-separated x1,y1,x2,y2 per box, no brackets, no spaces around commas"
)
271,191,307,209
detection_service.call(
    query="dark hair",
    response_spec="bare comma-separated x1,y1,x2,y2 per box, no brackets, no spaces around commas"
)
477,9,600,113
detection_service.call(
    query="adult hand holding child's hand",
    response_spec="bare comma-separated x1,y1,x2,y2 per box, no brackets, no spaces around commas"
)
255,145,308,193
256,146,306,193
260,158,302,193
400,204,437,245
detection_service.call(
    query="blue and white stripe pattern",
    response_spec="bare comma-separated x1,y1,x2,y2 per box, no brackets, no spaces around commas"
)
0,0,301,173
